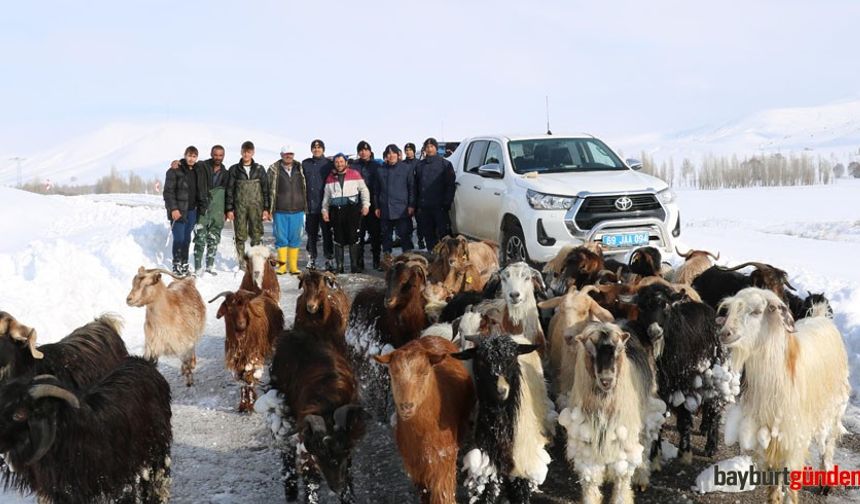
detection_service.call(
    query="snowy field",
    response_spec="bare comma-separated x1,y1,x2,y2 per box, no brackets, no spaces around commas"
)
0,180,859,502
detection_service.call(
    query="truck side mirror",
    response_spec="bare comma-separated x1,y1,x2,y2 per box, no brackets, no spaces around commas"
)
626,158,643,171
477,163,503,178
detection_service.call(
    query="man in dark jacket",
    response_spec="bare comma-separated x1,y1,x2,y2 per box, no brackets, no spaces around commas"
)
402,142,423,249
302,139,334,270
351,140,382,270
374,144,416,258
414,137,456,251
164,145,206,276
225,141,271,269
192,145,229,275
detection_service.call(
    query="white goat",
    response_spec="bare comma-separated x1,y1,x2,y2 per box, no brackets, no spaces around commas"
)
718,287,849,504
558,322,666,504
498,262,545,348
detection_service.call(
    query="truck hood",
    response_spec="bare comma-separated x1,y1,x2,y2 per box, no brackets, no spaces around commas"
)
513,170,668,196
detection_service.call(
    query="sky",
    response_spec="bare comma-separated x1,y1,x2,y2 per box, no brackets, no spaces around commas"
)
1,0,859,157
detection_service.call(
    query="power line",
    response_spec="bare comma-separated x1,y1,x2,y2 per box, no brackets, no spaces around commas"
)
8,157,25,187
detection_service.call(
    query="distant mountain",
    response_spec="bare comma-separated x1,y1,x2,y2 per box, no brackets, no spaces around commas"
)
615,99,860,163
0,121,301,186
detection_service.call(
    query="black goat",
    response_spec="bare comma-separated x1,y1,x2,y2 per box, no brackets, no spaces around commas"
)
0,356,172,504
632,284,736,463
691,265,754,310
269,328,367,503
439,291,490,323
785,291,834,320
629,246,662,277
0,313,128,390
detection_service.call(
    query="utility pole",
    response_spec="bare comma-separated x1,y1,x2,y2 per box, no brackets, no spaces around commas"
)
8,157,25,187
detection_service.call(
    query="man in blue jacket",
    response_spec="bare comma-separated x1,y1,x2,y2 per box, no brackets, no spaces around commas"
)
302,139,335,270
374,144,416,259
414,137,456,250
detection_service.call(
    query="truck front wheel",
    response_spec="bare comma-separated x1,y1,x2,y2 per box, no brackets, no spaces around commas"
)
501,221,529,265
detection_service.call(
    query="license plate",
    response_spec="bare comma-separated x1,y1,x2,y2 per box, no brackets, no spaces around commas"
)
601,232,650,248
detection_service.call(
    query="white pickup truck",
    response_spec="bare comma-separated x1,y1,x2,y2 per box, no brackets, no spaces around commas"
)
448,134,680,264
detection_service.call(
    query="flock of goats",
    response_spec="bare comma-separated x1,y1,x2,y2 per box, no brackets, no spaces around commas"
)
0,236,849,504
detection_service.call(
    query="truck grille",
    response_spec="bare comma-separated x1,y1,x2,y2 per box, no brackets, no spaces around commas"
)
573,194,665,230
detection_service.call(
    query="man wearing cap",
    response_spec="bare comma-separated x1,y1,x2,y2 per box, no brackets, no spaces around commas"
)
302,139,335,270
350,140,382,271
414,137,456,250
267,145,306,275
374,144,416,258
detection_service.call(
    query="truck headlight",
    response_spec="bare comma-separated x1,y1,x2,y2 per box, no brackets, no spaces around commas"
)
527,189,576,210
657,188,676,204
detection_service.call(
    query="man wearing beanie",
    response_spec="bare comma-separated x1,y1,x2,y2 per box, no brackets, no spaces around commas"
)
302,139,335,270
374,144,416,259
414,137,456,250
350,140,382,271
267,145,306,275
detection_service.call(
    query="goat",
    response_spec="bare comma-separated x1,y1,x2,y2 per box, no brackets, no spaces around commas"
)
126,266,205,386
374,336,475,504
240,244,281,301
632,283,736,463
295,270,350,351
537,286,614,401
495,262,546,349
558,322,666,503
0,357,172,504
718,288,849,504
691,265,754,310
554,246,605,292
672,247,719,285
210,289,283,412
0,313,127,390
268,327,367,503
429,235,499,286
717,261,797,299
454,334,552,503
628,246,662,278
423,283,454,324
786,291,834,321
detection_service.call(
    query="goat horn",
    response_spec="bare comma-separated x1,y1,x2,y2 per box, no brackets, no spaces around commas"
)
784,279,797,292
208,291,234,303
675,246,692,259
716,261,770,273
708,251,720,261
151,268,186,280
580,285,599,296
29,384,80,409
464,334,481,344
9,325,44,360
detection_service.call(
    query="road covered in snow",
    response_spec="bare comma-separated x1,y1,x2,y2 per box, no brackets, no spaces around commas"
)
0,180,859,503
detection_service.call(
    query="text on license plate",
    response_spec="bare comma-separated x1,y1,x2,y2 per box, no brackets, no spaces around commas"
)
601,232,650,248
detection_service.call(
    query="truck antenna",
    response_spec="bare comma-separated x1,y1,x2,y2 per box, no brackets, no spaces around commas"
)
545,96,552,135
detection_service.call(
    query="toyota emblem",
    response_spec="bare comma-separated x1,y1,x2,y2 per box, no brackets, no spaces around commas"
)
614,196,633,211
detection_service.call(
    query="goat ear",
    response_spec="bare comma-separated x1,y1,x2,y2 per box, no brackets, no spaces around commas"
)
247,299,265,319
428,352,448,366
216,300,229,319
137,266,145,275
450,348,476,361
517,343,539,356
619,331,632,345
372,353,392,365
537,296,563,310
775,303,796,333
152,273,162,284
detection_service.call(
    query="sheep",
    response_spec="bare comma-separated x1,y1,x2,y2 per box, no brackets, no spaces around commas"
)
126,266,206,386
295,270,350,351
557,322,666,504
210,289,284,412
0,312,127,390
268,327,367,503
0,356,172,504
672,247,719,285
373,336,475,504
240,244,281,301
536,286,614,401
628,246,662,277
691,265,753,310
453,333,552,503
632,283,736,463
718,288,849,504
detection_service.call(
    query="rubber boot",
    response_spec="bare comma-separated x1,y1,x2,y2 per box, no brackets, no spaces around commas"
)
334,245,345,274
349,243,364,273
276,247,288,275
288,247,301,275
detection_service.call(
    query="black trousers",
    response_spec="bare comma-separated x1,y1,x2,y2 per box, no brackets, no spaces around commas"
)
416,206,451,251
359,211,381,259
330,204,362,246
381,217,413,254
305,212,333,259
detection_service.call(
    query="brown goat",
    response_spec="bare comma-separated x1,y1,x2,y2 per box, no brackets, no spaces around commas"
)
295,270,350,351
558,246,605,291
383,260,431,347
126,266,205,386
211,289,283,412
672,247,720,285
240,245,281,301
374,336,475,504
430,235,499,286
717,261,795,300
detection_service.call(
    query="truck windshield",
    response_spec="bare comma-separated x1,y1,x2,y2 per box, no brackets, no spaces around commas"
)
508,138,627,174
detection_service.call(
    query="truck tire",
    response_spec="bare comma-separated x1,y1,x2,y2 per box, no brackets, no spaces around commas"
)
501,221,529,266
